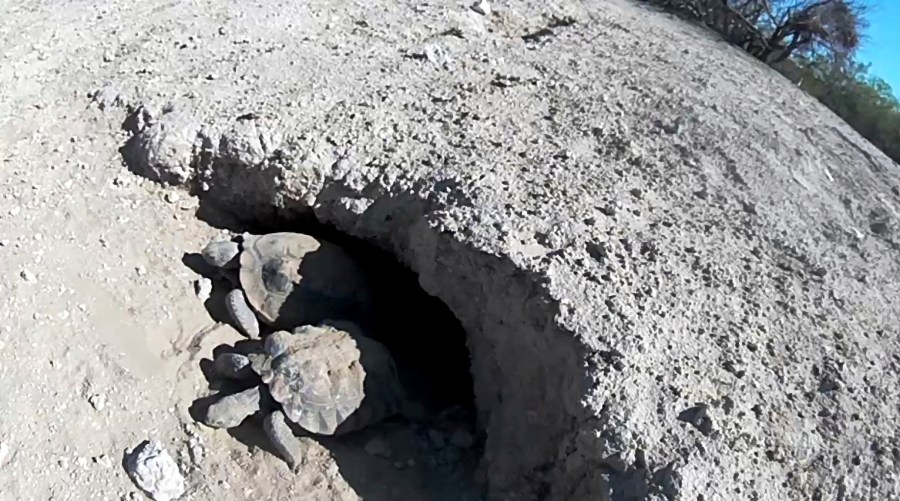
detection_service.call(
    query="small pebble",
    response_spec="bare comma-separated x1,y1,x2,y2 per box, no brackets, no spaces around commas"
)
164,192,180,204
471,0,491,15
19,270,36,282
0,441,10,466
88,393,107,411
125,440,186,501
136,265,146,276
93,455,113,469
195,278,213,302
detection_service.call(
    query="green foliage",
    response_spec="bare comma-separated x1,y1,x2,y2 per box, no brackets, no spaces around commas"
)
777,55,900,163
645,0,899,165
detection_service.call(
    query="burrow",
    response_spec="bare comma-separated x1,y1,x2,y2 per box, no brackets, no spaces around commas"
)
120,110,595,500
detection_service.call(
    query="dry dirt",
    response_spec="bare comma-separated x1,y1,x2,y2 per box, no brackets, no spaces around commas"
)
0,2,482,500
3,0,900,500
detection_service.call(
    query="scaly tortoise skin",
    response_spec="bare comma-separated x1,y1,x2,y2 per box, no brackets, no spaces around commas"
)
200,232,373,338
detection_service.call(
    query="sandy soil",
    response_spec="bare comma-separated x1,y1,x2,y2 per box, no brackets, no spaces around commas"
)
0,2,481,500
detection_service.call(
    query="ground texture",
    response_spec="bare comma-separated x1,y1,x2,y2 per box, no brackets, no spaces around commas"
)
2,0,900,500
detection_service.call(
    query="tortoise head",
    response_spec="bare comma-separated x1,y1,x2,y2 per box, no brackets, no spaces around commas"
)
264,330,294,358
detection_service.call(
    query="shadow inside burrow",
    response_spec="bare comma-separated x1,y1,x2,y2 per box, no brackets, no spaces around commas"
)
188,196,477,418
184,198,486,499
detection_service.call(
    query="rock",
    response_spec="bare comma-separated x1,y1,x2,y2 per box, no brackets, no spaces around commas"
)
88,393,107,411
194,278,212,302
677,404,714,437
120,111,199,186
470,0,490,15
364,436,391,458
90,85,127,110
0,441,10,466
19,269,35,282
124,440,186,501
93,454,113,469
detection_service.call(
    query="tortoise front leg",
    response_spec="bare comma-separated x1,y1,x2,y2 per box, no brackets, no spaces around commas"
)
263,409,304,472
225,287,260,339
199,386,261,429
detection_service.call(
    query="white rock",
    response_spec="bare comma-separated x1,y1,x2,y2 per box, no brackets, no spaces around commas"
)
93,455,114,469
471,0,491,15
194,278,212,302
424,44,453,68
0,441,10,466
88,393,107,411
19,270,35,283
124,440,186,501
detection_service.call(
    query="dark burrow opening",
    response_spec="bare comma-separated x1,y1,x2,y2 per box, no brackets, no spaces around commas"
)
188,207,486,499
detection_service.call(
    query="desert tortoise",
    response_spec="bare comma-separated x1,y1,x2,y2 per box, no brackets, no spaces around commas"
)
200,232,373,338
198,321,408,470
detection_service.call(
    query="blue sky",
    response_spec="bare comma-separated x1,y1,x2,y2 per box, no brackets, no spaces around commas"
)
857,1,900,97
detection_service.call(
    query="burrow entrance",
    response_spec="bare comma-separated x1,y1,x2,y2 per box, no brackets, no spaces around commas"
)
228,211,477,415
191,208,487,500
123,106,606,500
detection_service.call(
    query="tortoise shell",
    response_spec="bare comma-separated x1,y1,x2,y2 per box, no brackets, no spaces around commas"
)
253,324,404,435
238,232,372,329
